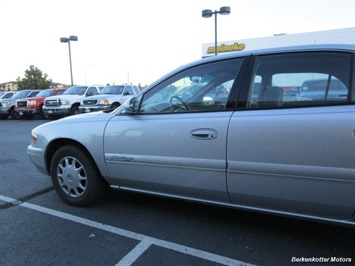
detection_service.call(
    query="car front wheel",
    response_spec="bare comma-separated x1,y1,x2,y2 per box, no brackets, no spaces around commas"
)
70,105,80,115
50,145,107,206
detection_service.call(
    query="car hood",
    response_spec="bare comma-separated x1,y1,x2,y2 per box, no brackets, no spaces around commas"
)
300,90,348,95
45,95,83,102
299,90,348,97
25,97,46,101
1,97,21,104
39,110,116,127
84,94,122,100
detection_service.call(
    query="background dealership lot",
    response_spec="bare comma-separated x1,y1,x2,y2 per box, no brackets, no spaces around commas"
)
0,119,354,265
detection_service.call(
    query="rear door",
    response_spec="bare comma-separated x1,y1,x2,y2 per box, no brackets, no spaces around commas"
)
227,51,355,220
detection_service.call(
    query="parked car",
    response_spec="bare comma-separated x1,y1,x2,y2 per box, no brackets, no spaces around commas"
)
16,88,66,120
79,85,140,113
42,85,103,119
0,91,16,100
297,78,348,101
27,44,355,227
0,90,41,119
283,86,300,101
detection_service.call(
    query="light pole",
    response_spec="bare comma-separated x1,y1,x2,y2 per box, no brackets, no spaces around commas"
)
60,35,78,85
202,6,230,56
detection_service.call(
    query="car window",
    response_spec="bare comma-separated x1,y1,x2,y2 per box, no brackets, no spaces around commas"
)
3,92,14,99
64,86,88,95
139,58,243,113
87,87,98,96
28,91,40,97
36,89,54,97
124,86,134,95
246,52,353,108
100,86,124,95
13,90,30,98
56,90,66,95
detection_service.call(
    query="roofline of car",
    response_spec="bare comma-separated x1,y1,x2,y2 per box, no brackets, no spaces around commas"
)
138,44,355,96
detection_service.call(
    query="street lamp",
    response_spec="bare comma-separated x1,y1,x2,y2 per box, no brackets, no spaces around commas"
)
202,6,230,56
60,35,78,85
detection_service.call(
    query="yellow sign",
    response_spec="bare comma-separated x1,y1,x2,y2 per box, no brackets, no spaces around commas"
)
207,42,246,54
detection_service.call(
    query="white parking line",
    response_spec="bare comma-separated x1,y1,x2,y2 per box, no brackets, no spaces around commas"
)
116,238,153,266
0,195,256,266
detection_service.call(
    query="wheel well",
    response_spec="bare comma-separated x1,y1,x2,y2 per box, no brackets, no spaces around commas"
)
111,102,121,107
45,138,101,177
71,103,80,109
69,103,80,115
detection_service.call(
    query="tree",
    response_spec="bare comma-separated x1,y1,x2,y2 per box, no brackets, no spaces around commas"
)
16,65,52,90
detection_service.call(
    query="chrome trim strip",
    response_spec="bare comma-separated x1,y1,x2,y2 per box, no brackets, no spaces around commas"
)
105,153,226,172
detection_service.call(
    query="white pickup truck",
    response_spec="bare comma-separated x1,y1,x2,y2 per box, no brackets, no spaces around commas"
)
78,85,140,113
43,85,102,118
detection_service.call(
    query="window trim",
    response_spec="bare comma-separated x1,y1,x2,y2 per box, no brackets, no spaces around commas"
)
137,58,246,115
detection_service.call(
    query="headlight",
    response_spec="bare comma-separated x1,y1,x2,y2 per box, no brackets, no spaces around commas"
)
61,99,70,105
98,99,110,105
2,101,9,107
28,100,37,106
31,131,38,143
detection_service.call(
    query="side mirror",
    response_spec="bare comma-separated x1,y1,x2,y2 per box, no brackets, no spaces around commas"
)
124,97,140,114
202,96,214,106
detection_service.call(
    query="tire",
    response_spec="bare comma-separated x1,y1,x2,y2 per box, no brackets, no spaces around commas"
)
50,145,107,206
111,102,120,110
39,106,45,119
70,105,79,116
47,115,58,120
10,108,19,119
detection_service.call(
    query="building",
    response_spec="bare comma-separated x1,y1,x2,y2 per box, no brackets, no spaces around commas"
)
0,82,67,91
0,82,18,91
202,27,355,57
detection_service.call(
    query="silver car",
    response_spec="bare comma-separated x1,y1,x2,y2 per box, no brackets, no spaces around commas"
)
27,44,355,227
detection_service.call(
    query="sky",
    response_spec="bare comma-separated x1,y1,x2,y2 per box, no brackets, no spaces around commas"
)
1,0,354,87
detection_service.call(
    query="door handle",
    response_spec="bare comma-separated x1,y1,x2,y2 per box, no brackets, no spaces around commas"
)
190,129,218,140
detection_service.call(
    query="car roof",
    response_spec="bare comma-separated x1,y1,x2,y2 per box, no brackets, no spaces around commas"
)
199,44,355,63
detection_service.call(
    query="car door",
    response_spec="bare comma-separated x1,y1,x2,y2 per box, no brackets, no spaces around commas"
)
104,58,246,202
227,51,355,220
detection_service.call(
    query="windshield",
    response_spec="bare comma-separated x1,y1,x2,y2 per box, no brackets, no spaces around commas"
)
36,89,54,97
99,86,124,95
13,90,30,98
63,86,87,95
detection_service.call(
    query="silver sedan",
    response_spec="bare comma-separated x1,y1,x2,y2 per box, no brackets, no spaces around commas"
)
28,44,355,227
